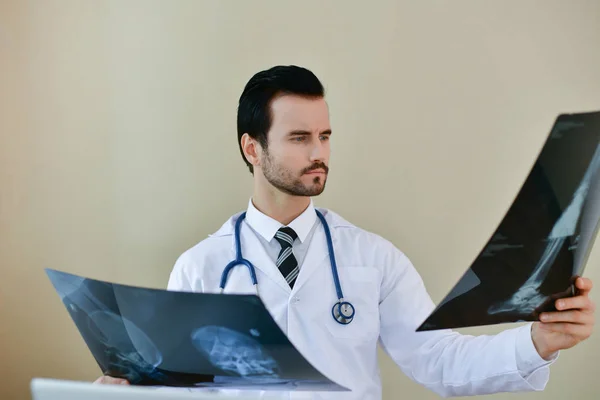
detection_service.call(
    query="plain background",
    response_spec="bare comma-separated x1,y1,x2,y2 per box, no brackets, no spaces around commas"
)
1,1,599,399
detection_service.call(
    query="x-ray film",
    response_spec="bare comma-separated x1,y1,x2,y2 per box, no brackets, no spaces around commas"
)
418,110,600,331
45,269,348,391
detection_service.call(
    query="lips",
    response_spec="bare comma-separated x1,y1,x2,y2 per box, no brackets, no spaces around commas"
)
303,163,329,175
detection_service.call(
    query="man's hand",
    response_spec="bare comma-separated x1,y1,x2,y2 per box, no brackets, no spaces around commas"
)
93,376,130,385
532,277,595,360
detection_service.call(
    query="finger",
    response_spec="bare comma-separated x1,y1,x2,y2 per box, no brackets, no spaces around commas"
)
540,321,592,338
540,310,594,324
575,277,593,295
94,376,129,385
556,295,594,312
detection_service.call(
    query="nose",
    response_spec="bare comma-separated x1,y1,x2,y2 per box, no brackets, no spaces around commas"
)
309,138,328,162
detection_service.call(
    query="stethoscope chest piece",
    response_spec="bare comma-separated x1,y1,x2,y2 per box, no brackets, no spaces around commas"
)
332,300,355,325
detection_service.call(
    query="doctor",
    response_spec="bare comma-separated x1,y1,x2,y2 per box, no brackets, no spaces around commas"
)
96,65,595,399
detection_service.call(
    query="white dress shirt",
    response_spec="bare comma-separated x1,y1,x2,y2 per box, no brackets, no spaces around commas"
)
245,199,319,270
167,199,558,399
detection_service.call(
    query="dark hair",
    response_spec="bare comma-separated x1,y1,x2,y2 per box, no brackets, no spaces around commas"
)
236,65,325,173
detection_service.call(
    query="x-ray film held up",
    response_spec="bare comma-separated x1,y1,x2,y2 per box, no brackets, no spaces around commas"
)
45,269,348,391
418,111,600,331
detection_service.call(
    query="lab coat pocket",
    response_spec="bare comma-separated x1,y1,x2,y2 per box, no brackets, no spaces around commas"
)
322,267,381,342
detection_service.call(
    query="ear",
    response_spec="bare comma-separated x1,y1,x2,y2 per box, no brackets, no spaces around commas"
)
240,133,262,168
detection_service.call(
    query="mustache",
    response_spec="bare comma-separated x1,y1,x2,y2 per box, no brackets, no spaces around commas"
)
302,162,329,174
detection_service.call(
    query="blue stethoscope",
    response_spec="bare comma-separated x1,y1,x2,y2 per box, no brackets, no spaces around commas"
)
219,209,355,325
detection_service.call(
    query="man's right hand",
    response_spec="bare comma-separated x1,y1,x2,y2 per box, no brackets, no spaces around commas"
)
93,376,130,385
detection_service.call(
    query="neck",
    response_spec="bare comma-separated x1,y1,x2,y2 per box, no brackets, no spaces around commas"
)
251,186,311,226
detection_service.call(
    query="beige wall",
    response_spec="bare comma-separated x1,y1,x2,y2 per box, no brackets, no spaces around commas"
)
1,1,600,399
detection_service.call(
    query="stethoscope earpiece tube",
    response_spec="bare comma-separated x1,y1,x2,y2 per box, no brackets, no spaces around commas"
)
317,211,356,325
316,211,344,300
220,212,259,290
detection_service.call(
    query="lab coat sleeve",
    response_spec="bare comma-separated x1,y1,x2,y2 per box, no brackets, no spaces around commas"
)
167,252,195,292
515,321,559,380
378,247,557,398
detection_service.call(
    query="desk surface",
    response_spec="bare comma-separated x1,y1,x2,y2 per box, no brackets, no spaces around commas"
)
30,378,264,400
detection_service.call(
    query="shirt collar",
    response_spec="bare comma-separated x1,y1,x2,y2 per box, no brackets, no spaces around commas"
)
245,198,317,244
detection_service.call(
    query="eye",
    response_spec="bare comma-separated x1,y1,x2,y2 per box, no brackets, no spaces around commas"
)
292,136,306,142
320,135,330,141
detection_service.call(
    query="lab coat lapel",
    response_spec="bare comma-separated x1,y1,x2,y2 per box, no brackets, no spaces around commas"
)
234,222,292,295
291,216,332,293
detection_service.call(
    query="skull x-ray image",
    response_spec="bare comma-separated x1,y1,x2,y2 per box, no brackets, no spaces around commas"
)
45,269,347,391
418,111,600,331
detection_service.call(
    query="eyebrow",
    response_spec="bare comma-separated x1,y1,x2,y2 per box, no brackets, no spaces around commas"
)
288,129,332,136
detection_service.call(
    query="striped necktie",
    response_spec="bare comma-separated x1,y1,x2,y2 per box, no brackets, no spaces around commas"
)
274,227,299,288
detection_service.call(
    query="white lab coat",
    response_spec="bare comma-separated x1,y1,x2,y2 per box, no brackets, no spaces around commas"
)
167,207,554,399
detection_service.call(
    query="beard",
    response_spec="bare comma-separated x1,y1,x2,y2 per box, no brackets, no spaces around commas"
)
261,151,328,197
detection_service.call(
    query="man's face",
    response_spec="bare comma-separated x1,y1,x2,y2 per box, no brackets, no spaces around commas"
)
259,95,331,197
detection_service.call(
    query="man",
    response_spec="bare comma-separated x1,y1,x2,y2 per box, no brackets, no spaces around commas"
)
96,65,595,399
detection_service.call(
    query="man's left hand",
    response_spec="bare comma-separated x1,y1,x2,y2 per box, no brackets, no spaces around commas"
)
532,277,595,360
